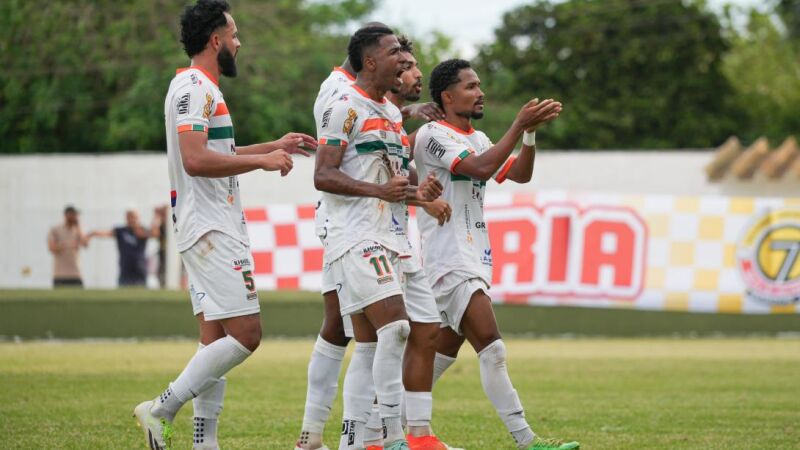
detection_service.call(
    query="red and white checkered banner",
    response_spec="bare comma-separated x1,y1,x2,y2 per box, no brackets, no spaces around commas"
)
245,190,800,314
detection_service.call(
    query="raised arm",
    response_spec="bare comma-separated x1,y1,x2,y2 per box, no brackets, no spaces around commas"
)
453,98,561,181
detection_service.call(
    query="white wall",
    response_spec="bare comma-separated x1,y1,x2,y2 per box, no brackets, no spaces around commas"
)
1,151,797,288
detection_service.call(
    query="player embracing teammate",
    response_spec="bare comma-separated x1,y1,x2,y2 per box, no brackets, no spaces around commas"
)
301,24,580,450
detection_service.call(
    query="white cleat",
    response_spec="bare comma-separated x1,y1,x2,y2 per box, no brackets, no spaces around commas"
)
133,400,174,450
293,446,331,450
445,444,465,450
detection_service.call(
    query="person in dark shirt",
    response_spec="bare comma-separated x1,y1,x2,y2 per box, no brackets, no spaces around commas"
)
90,209,162,286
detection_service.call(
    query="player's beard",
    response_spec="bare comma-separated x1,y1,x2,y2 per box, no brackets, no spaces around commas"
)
456,110,484,120
218,44,237,78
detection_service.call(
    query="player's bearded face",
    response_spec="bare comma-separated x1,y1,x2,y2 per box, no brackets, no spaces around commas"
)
454,69,484,120
395,55,422,102
218,42,237,78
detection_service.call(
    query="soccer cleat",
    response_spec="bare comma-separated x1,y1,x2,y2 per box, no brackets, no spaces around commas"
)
526,437,580,450
133,400,174,450
293,446,331,450
406,434,448,450
383,440,410,450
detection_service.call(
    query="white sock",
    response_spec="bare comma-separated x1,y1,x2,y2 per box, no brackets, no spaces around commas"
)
374,320,410,443
340,342,377,450
192,342,227,448
432,353,456,386
478,340,533,448
363,403,384,446
405,391,433,432
302,336,347,437
153,335,251,422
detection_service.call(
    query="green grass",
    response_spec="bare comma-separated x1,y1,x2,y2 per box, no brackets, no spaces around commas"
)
2,289,799,339
1,339,799,449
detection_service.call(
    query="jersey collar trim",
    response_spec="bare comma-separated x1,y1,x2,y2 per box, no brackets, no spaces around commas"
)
176,66,219,87
333,66,356,82
352,84,387,104
437,120,475,135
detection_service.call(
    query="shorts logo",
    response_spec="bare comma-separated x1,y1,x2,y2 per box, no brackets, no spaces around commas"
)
377,275,394,285
232,258,252,271
737,208,800,306
361,244,383,258
343,108,357,135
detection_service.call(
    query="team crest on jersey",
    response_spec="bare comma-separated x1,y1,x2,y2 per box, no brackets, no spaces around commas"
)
343,108,357,134
202,93,213,119
737,208,800,306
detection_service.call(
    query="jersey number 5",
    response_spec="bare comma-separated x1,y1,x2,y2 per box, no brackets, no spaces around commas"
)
242,270,255,292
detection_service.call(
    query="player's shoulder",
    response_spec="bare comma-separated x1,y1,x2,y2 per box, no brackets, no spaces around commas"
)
169,68,213,97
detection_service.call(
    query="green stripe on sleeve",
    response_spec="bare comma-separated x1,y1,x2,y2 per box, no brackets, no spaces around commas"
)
208,126,234,140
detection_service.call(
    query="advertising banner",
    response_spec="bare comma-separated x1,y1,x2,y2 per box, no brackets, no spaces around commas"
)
245,191,800,314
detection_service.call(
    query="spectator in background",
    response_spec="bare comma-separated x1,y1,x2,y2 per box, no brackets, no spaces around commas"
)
90,209,162,286
154,205,168,288
47,205,89,288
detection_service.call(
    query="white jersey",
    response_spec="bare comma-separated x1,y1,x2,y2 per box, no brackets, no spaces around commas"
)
414,120,516,287
313,67,355,241
385,127,422,273
165,66,248,252
318,84,407,262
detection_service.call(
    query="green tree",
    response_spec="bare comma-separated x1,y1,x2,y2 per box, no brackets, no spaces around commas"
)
722,8,800,143
474,0,740,149
0,0,375,153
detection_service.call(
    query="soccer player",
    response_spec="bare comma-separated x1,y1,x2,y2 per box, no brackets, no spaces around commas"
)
414,59,580,450
297,27,447,450
133,1,314,449
379,36,456,450
313,26,442,450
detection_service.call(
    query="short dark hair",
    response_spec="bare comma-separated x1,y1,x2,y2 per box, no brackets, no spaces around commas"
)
180,0,231,58
397,35,414,55
347,26,394,73
64,205,78,214
429,59,472,108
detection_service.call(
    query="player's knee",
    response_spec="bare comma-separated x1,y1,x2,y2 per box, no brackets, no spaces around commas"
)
319,320,350,347
235,324,262,352
411,323,440,350
478,338,506,367
378,319,410,342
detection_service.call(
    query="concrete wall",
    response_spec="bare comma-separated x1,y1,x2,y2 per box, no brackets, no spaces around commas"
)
1,150,797,288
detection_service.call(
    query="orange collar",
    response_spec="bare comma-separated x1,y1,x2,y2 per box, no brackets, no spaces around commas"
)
176,66,219,87
352,84,387,104
333,66,356,81
437,120,474,135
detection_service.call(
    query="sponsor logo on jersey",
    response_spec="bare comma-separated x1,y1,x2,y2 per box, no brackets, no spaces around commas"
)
481,248,493,266
170,190,177,207
426,138,446,159
343,108,357,135
190,73,202,85
202,93,213,119
321,107,332,128
475,221,486,229
737,208,800,306
246,292,258,301
176,93,190,115
341,419,356,445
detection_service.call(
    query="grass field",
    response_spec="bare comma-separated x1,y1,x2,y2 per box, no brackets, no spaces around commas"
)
1,339,799,449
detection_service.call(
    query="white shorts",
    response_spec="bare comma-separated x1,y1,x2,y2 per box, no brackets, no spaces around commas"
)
321,258,355,338
329,241,404,316
433,274,489,335
402,269,441,324
183,231,260,321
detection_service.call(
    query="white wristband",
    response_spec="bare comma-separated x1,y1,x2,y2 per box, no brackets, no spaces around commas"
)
522,130,536,146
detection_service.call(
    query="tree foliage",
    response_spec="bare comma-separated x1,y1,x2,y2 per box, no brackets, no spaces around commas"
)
474,0,740,149
0,0,375,153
